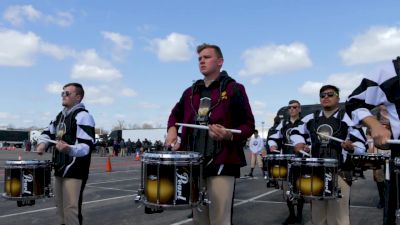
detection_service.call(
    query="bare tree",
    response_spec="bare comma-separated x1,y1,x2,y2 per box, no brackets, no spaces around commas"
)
142,123,153,129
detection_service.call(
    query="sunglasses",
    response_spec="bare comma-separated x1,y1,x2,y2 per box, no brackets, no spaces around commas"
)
288,105,299,109
320,92,338,98
61,91,74,97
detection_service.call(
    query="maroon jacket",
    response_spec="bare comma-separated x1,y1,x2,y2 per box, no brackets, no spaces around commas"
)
168,71,255,166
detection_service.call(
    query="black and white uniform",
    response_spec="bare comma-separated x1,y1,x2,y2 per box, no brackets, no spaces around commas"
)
39,103,96,179
290,110,366,166
346,60,400,225
268,118,302,155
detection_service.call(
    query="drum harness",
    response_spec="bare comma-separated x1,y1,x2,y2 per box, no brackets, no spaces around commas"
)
310,109,353,186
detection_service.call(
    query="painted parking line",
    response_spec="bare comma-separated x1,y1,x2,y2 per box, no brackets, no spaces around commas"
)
170,189,279,225
0,194,136,219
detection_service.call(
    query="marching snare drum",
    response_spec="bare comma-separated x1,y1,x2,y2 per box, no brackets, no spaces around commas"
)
351,153,389,170
264,154,295,181
138,151,202,209
3,160,52,203
288,158,339,199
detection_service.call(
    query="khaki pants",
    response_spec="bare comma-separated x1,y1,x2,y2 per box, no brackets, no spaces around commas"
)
55,177,85,225
193,176,235,225
307,176,350,225
250,153,263,168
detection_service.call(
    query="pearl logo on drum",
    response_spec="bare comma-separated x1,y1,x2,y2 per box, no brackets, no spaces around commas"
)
176,171,189,201
23,173,33,195
324,172,332,194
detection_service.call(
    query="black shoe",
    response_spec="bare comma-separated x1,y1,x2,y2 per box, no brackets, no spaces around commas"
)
282,215,297,225
377,201,384,209
187,212,193,218
144,206,163,214
245,174,253,178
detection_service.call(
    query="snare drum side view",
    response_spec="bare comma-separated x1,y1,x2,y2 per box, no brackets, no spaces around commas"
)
136,151,203,210
3,160,53,207
263,154,295,181
351,153,389,171
288,158,339,200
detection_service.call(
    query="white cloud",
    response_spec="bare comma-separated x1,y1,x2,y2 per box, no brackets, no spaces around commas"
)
150,32,194,62
239,42,312,77
138,102,161,109
71,49,122,81
250,77,262,85
298,72,363,98
84,85,115,105
3,5,73,27
0,29,40,66
120,88,137,97
46,81,64,94
252,100,267,110
298,81,323,95
40,42,76,60
340,26,400,65
45,11,73,27
3,5,41,26
102,31,133,61
0,112,19,120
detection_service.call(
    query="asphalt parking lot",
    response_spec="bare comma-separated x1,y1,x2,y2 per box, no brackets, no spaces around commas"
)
0,149,384,225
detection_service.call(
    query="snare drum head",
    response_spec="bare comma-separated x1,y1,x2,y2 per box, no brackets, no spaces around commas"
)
5,160,50,167
266,154,295,160
142,151,202,162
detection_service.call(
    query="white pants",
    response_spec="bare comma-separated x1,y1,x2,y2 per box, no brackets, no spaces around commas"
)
193,176,235,225
306,176,351,225
55,177,85,225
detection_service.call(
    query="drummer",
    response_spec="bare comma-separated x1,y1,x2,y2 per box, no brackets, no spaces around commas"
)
36,83,95,225
165,43,255,225
267,99,305,225
290,85,366,225
345,57,400,225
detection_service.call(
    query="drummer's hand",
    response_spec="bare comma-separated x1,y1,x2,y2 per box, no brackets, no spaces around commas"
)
304,145,311,152
294,143,305,153
56,140,71,153
364,116,391,147
208,124,233,141
341,140,354,152
165,126,179,150
36,143,46,155
269,145,278,153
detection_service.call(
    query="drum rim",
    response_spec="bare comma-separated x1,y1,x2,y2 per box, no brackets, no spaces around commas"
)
266,154,295,158
5,160,51,165
141,151,202,160
290,157,338,163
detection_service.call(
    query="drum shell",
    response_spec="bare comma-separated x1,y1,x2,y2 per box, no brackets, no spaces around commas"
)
288,158,338,199
3,160,52,200
263,154,294,180
351,153,389,170
141,151,202,209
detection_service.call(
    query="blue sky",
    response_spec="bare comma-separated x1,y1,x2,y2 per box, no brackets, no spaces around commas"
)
0,1,400,133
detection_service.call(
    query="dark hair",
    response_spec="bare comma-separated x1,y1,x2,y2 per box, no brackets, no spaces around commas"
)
288,100,300,106
64,83,84,99
320,85,339,96
197,43,223,59
254,130,258,134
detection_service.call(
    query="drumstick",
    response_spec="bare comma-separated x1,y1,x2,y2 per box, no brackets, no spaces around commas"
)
316,132,359,147
39,137,71,147
387,140,400,144
385,159,390,181
284,143,294,146
299,150,311,157
39,137,58,144
176,123,242,134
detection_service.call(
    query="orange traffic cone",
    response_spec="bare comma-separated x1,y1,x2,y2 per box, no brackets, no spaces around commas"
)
135,152,140,161
106,156,112,172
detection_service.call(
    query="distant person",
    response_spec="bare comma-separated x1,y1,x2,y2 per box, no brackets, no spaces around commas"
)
245,130,265,178
120,139,126,157
165,43,255,225
36,83,95,225
25,140,31,152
